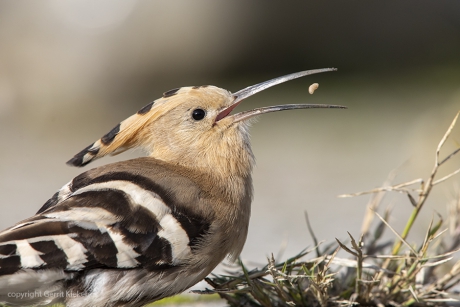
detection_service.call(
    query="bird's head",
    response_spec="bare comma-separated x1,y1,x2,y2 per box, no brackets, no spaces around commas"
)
67,68,345,177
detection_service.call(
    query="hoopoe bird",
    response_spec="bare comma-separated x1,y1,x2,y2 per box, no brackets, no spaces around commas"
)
0,68,345,307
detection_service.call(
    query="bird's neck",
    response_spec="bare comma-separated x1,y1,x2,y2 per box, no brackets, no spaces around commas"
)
151,125,255,204
162,145,254,204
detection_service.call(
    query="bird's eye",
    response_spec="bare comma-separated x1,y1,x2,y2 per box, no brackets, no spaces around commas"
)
192,109,206,121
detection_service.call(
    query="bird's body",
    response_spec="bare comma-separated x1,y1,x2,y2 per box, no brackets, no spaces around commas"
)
0,69,344,306
0,157,251,306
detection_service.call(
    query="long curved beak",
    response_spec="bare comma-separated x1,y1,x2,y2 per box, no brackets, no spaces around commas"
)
215,68,346,123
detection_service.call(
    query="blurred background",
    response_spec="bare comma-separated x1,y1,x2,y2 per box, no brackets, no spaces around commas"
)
0,0,459,275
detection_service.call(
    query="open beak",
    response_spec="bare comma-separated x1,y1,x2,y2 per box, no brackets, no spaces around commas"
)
215,68,346,123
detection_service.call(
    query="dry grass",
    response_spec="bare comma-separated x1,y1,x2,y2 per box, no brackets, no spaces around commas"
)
194,111,460,306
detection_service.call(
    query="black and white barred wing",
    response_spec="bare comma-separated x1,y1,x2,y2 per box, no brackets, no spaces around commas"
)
0,162,212,279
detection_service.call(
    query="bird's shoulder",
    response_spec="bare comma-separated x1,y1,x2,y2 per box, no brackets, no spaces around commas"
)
0,157,216,276
39,157,216,214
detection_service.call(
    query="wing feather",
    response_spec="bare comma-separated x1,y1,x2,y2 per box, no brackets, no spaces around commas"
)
1,162,212,277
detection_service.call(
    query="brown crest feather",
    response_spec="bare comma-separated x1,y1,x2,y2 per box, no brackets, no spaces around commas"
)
67,88,189,167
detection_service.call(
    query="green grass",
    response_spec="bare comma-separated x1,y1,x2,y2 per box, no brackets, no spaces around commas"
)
148,293,221,306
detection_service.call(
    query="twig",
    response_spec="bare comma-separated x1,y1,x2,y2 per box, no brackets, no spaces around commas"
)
392,111,460,257
361,167,399,236
305,210,321,258
433,167,460,185
338,179,423,198
374,212,418,256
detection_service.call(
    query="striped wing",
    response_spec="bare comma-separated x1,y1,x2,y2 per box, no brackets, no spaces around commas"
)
0,159,212,276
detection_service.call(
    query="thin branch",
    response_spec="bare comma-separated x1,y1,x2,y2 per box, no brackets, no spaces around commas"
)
436,111,460,166
374,211,418,256
433,167,460,185
361,166,401,236
336,238,358,257
438,147,460,166
392,111,460,257
421,257,453,267
338,178,423,198
305,210,321,258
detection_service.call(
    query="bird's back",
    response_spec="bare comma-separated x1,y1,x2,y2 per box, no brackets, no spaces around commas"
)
0,157,251,307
